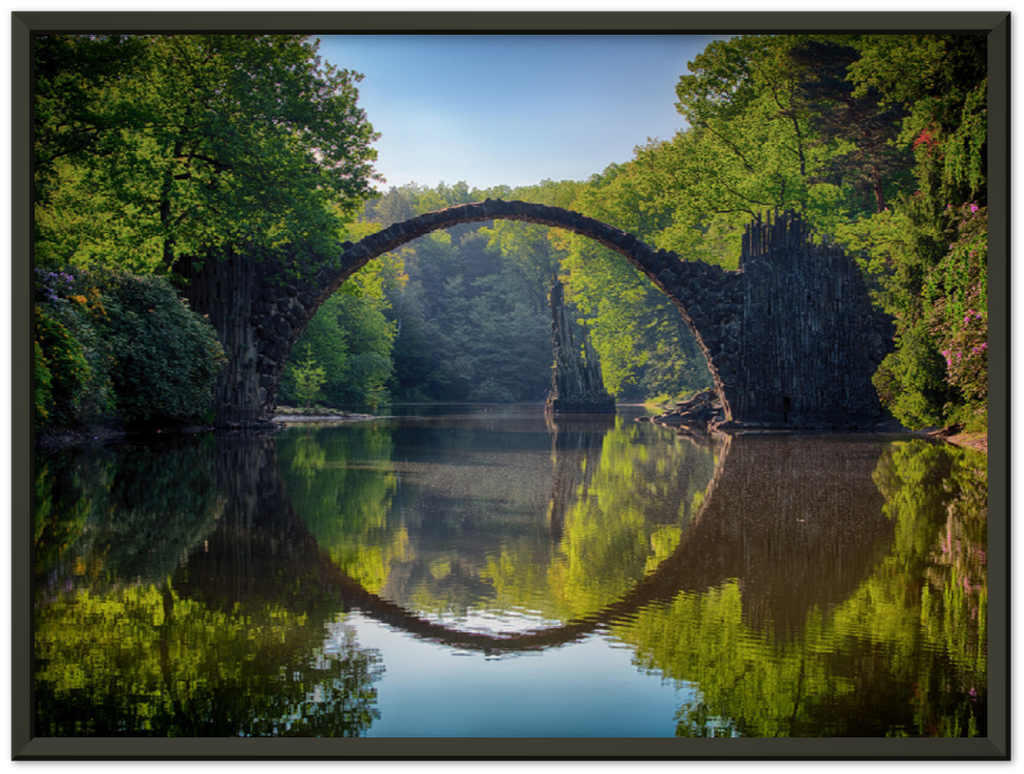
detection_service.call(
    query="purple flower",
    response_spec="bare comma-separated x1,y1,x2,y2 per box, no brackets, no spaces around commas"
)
970,203,979,213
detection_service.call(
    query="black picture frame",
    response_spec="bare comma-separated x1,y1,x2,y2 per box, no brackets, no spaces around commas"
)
11,9,1010,760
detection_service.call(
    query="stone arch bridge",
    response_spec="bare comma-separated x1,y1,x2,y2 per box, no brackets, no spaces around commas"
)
186,200,892,429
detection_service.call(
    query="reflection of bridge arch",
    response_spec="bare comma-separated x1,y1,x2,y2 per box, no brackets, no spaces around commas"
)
326,432,900,652
231,201,891,430
315,437,731,654
176,430,896,655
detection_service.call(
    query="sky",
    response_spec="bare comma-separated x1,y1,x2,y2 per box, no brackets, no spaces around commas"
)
316,35,722,193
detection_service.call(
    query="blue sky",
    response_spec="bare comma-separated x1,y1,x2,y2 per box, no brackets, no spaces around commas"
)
316,35,721,192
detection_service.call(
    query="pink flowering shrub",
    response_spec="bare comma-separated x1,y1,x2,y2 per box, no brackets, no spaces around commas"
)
938,302,987,402
931,203,987,417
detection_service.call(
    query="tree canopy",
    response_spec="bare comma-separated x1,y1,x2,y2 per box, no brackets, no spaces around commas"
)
35,34,380,271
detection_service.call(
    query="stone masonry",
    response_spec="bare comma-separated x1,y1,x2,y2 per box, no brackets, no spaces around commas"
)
239,201,892,429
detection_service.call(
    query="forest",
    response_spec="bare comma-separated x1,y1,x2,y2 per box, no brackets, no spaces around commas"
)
33,33,988,432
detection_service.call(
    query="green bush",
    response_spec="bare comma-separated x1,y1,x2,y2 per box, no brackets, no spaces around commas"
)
92,271,226,426
33,339,54,431
34,267,225,430
33,305,91,430
872,320,952,429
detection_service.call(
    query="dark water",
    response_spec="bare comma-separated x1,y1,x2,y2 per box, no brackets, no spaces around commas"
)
33,405,988,738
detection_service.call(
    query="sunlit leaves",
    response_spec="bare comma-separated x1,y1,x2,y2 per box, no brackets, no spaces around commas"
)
35,34,380,270
35,586,383,736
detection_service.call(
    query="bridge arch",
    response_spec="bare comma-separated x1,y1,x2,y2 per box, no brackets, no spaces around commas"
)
250,199,739,421
193,200,891,429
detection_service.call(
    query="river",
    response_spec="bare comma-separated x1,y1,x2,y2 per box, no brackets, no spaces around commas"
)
33,405,987,738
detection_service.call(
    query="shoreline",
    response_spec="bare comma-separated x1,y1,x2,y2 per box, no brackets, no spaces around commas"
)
272,413,376,423
34,406,987,455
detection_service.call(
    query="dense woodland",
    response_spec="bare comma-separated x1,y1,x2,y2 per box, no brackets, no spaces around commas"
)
34,33,988,431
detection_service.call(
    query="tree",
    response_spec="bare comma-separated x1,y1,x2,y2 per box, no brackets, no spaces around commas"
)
35,34,379,269
839,35,988,428
292,347,328,410
35,35,381,425
554,163,713,401
788,37,913,215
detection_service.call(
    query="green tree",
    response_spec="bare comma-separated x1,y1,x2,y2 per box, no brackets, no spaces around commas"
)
839,35,988,428
35,34,379,270
292,347,328,410
35,35,381,425
787,37,913,215
558,164,713,400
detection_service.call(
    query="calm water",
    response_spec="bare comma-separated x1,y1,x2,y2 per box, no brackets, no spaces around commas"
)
33,405,987,737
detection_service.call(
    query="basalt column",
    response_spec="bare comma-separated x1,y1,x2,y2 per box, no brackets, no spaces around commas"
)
176,250,267,428
545,280,616,414
732,213,894,428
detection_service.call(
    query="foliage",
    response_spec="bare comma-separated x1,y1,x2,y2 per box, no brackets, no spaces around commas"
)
291,346,328,409
33,340,54,430
90,271,226,426
838,35,988,428
380,206,554,404
35,34,379,271
847,34,987,204
33,305,89,430
557,168,713,400
871,319,950,429
33,266,225,430
279,285,396,409
931,205,988,420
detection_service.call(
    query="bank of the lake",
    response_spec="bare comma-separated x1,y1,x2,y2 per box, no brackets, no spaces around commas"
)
272,405,376,423
643,395,988,454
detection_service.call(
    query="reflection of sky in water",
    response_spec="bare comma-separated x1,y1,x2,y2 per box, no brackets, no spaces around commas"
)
420,608,565,635
343,612,695,737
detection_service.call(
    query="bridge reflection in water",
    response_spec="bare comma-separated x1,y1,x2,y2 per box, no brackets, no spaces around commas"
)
33,409,987,737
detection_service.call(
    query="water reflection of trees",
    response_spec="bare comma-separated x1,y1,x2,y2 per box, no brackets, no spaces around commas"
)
35,587,382,736
34,438,225,589
276,416,722,624
34,435,383,737
612,438,987,738
34,425,987,738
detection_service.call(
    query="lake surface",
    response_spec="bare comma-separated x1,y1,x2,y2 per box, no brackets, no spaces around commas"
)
33,405,988,738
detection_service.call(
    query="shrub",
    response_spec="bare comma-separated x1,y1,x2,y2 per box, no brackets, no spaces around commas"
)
872,320,952,429
291,346,327,409
34,339,54,431
34,266,225,430
91,271,226,426
930,204,987,422
33,305,91,430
